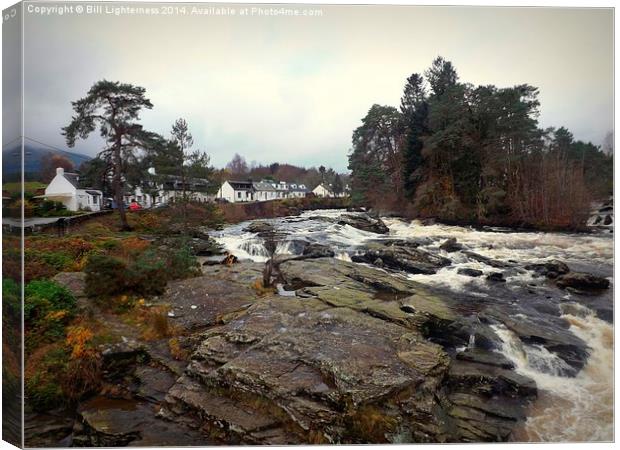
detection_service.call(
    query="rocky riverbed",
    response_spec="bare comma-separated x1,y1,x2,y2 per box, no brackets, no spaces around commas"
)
31,209,613,445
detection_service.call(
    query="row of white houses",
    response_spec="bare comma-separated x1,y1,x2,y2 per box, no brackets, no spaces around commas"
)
217,180,307,203
216,180,347,203
41,168,347,212
42,168,211,212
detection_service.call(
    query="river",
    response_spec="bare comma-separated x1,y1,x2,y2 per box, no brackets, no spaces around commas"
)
212,209,614,443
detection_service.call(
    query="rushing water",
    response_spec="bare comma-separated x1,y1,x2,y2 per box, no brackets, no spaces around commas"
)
212,209,614,442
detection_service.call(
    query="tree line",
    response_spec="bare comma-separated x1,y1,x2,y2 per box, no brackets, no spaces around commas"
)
348,57,613,229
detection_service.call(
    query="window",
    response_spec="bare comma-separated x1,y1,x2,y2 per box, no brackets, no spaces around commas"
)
237,191,241,199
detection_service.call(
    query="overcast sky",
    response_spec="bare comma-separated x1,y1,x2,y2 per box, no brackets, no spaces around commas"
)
13,4,614,171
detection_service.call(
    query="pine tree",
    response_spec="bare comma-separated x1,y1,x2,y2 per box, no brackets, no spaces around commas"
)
63,80,155,230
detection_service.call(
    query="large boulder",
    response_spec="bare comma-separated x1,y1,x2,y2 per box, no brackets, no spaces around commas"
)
337,214,390,234
525,260,570,279
440,238,464,253
457,268,483,278
556,272,610,293
159,263,264,331
73,397,205,447
243,221,275,234
302,243,335,258
352,242,451,275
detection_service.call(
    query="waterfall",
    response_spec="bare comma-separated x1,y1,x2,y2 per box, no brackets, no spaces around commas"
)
492,313,613,442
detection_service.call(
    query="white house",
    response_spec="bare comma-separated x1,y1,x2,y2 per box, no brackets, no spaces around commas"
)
216,179,310,203
252,181,278,201
42,167,103,212
274,181,289,199
217,180,255,203
312,183,334,198
124,176,213,207
288,183,308,198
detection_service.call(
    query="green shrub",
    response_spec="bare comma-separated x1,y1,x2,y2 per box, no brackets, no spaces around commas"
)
40,252,73,271
128,250,168,296
24,280,76,322
3,278,21,324
167,244,200,280
84,254,128,298
99,239,120,250
24,280,77,351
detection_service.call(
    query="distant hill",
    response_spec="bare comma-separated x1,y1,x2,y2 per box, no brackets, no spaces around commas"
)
2,144,92,179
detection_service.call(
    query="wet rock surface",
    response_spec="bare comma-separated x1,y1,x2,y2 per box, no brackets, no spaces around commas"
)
336,213,390,234
243,221,275,234
457,268,483,277
310,212,390,234
160,263,264,331
352,241,451,274
301,242,335,258
525,260,570,279
158,259,537,443
556,271,610,293
440,237,464,253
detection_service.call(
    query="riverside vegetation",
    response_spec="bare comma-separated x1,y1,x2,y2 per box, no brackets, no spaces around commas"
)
348,57,612,230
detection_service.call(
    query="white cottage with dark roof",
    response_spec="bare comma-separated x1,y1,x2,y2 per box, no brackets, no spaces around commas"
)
43,167,103,211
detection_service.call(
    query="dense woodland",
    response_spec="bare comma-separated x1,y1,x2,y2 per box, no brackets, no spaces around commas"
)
348,57,613,229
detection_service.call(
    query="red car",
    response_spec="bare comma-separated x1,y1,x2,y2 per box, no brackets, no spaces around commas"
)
129,201,142,211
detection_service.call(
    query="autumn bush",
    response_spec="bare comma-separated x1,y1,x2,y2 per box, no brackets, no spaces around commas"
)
25,325,102,411
62,325,102,401
22,237,97,280
25,344,68,411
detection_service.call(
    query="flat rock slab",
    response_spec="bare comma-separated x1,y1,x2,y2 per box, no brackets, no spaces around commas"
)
159,259,537,443
52,271,86,298
165,294,450,442
161,263,264,331
76,397,207,447
134,365,178,403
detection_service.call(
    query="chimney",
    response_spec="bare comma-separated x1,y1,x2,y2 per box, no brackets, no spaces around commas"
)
56,167,64,176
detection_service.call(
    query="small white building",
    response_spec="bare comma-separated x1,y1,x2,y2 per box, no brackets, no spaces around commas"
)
217,180,255,203
274,181,289,199
252,181,278,201
43,167,103,212
288,183,308,198
312,183,334,198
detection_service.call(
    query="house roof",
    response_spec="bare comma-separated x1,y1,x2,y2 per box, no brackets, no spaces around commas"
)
313,183,333,193
228,180,254,191
252,181,277,192
63,172,80,188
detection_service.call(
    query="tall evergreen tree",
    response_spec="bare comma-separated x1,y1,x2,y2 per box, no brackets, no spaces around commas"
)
348,104,403,205
400,73,429,200
63,80,155,230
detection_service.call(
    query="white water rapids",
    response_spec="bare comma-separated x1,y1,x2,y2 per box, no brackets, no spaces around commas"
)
212,209,613,442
